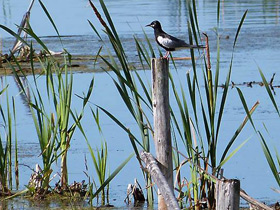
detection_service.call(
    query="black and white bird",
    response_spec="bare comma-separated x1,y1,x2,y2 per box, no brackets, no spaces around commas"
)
146,20,204,58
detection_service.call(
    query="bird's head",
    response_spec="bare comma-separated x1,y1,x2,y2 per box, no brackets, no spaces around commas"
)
146,20,161,29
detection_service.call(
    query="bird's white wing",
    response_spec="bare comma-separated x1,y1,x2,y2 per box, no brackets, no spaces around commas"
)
157,36,173,48
157,35,190,49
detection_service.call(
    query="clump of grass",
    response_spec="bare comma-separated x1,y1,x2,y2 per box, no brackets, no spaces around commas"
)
88,0,254,209
11,47,94,192
75,107,134,206
88,0,154,204
0,82,18,195
170,2,252,208
7,47,62,194
1,0,95,195
0,1,133,206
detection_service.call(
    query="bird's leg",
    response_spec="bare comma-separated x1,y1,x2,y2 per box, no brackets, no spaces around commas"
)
163,51,170,58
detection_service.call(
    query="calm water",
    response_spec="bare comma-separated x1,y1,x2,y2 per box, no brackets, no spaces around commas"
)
1,0,280,209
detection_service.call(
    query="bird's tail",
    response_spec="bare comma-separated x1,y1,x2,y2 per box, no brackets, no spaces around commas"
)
190,44,205,49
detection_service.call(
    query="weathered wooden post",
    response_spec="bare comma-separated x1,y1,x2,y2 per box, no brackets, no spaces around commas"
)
216,179,240,210
152,57,174,210
141,151,180,210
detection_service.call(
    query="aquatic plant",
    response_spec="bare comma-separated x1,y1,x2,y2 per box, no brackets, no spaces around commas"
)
88,0,253,208
6,48,60,193
0,0,95,191
0,83,18,194
25,0,95,189
251,69,280,188
0,0,271,208
0,1,134,205
88,0,155,204
172,1,253,208
88,109,109,205
75,107,134,205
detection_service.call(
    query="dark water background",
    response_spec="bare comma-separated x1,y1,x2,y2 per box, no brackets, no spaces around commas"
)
0,0,280,209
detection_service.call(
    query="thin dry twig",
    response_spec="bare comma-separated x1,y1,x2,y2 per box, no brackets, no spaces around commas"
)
203,32,211,70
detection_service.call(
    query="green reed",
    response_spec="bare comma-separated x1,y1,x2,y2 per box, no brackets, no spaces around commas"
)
173,1,252,208
0,1,133,204
0,0,266,207
76,107,133,206
259,70,280,187
88,0,155,204
245,69,280,188
88,0,255,208
7,47,60,192
29,85,58,191
1,0,94,191
0,83,18,194
89,0,153,204
28,0,95,189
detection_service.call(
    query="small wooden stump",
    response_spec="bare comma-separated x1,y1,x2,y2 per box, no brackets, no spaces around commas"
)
216,179,240,210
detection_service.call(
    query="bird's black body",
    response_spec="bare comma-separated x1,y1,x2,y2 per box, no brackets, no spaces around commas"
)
146,20,204,57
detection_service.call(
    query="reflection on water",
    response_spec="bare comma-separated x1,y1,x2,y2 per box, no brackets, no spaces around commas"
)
0,0,280,208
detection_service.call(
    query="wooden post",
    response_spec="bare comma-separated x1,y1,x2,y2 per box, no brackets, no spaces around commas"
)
152,58,173,210
216,179,240,210
141,151,180,210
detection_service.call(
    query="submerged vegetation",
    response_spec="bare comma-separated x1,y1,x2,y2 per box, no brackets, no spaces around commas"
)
0,0,279,209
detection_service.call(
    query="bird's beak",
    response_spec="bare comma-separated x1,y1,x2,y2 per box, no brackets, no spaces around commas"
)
145,23,152,27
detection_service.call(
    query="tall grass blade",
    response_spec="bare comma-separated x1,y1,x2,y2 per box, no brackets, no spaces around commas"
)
217,138,250,170
0,85,8,95
90,153,134,200
259,68,280,117
259,132,280,186
220,101,259,164
216,10,248,142
96,106,144,150
0,25,29,47
233,10,248,49
38,0,61,38
217,0,221,26
236,87,257,131
23,24,50,54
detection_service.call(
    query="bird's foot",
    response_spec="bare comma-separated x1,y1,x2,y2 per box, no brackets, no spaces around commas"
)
163,51,170,59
